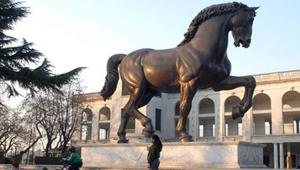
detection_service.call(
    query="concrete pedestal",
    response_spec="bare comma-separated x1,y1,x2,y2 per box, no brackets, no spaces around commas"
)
79,141,265,169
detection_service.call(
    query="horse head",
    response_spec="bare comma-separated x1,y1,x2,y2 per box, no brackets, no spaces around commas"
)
230,7,258,48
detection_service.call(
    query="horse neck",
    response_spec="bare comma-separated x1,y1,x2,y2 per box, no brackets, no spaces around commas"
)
187,14,231,63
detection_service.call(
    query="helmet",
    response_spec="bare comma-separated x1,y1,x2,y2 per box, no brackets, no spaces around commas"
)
67,146,75,152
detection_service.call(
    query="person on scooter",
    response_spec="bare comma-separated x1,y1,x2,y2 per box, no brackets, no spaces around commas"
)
66,146,82,170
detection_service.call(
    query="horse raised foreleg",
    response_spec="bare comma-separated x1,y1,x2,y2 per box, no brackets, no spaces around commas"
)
212,76,256,119
176,80,196,142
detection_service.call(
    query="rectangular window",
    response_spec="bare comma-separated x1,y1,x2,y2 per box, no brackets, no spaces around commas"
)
265,121,271,135
238,122,243,136
99,128,107,140
298,121,300,134
199,124,204,137
293,120,299,134
225,123,228,136
155,109,161,131
81,125,87,140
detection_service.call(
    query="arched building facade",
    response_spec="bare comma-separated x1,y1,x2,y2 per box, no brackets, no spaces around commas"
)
73,69,300,169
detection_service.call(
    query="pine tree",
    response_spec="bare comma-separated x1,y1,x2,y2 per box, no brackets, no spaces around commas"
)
0,0,85,96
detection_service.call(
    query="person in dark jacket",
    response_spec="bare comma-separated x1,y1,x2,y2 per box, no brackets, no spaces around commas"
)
147,134,163,170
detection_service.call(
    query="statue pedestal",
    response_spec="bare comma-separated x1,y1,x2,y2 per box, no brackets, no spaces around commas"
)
79,141,265,169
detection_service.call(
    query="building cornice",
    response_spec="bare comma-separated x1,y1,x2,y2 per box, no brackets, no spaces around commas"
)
73,92,107,103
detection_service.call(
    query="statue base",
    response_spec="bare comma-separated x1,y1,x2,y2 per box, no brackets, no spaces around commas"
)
78,141,265,169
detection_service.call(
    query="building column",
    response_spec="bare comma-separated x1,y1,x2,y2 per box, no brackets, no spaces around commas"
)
214,100,219,141
218,97,225,142
91,106,100,141
190,115,198,141
280,143,284,169
271,93,283,135
242,108,252,142
274,143,278,169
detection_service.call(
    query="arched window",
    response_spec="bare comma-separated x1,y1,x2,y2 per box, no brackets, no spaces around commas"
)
81,108,93,141
99,106,111,121
282,91,300,109
82,108,93,122
224,96,241,136
175,101,180,116
252,93,272,136
282,91,300,135
98,106,111,140
225,96,241,113
199,98,215,114
253,93,271,111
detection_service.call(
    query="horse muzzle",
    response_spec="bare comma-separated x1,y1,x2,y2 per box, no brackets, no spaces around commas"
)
234,39,251,48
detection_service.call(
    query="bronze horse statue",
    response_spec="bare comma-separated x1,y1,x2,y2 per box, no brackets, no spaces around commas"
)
101,2,258,143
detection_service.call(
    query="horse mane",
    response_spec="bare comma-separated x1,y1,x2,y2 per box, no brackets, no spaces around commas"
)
178,2,249,47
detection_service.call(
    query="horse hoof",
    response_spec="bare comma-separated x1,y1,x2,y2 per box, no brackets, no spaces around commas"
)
118,139,129,143
117,134,128,143
142,121,154,137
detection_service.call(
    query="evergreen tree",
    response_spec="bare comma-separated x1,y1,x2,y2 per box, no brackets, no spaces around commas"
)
0,0,84,96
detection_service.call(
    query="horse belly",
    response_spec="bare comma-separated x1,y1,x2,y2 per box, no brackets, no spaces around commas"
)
143,63,180,93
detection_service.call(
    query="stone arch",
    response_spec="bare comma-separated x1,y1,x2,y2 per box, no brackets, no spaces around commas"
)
252,93,272,136
253,93,271,111
199,98,215,114
225,96,241,113
81,108,93,141
283,90,300,109
82,108,93,122
224,96,242,136
99,106,111,121
98,106,111,140
282,90,300,135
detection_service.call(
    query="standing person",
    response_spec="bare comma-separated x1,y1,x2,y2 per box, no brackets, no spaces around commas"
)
66,146,83,170
147,134,163,170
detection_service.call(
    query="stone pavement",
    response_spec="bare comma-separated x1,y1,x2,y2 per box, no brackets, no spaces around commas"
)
2,164,299,170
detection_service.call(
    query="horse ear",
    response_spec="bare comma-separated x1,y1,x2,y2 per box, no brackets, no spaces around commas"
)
250,7,259,11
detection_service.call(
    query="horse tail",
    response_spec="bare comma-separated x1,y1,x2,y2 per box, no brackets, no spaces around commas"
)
100,54,126,100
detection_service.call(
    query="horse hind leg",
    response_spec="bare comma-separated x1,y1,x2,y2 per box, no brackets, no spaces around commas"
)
118,67,154,142
117,92,153,143
117,100,131,143
128,85,154,138
136,91,156,137
117,91,144,143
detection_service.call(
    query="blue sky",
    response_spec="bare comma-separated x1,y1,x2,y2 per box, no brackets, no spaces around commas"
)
10,0,300,93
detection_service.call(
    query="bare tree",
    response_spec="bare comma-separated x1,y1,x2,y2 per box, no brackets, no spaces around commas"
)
22,78,84,156
10,118,42,164
56,80,84,152
0,110,19,156
0,104,42,164
23,91,60,157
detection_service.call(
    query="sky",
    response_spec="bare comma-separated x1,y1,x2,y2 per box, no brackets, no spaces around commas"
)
8,0,300,94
